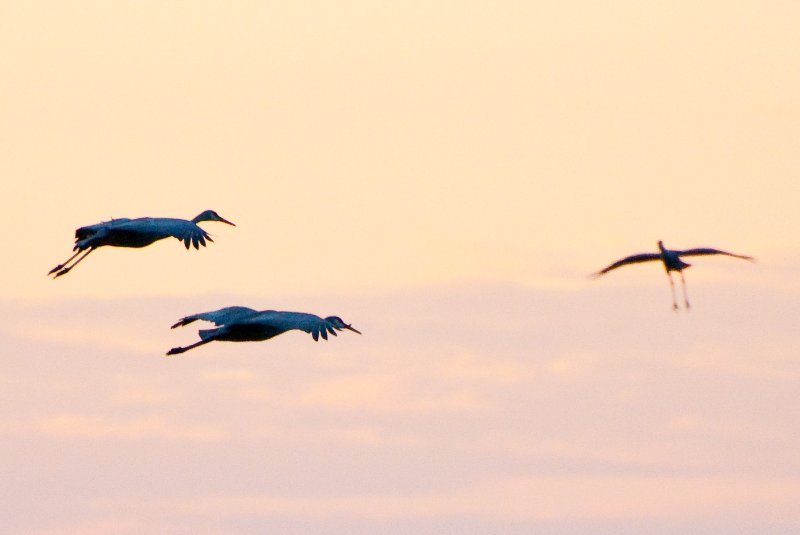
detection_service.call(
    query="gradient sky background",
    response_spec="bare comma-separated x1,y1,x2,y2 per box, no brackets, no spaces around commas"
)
2,1,799,533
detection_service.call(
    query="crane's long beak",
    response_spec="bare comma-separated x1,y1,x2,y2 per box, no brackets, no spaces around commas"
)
345,324,362,335
219,217,236,226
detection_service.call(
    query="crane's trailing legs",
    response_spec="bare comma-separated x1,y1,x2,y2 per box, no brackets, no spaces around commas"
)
48,249,83,275
666,270,691,311
167,339,212,356
667,272,679,311
680,271,690,310
49,248,95,278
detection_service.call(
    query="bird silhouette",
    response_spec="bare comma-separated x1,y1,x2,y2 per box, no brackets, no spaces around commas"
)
167,307,362,355
49,210,235,278
592,240,755,310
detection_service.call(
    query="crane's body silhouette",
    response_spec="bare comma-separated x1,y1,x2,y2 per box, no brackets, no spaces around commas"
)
49,210,235,278
592,240,754,310
167,307,362,355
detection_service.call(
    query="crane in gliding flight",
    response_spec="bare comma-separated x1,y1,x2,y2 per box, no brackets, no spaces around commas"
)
166,307,362,355
48,210,235,278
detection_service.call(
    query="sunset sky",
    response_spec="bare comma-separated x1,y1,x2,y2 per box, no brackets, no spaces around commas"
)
2,1,799,533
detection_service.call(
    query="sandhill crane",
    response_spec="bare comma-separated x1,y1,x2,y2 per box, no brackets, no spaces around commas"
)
592,240,755,310
48,210,235,278
166,308,362,355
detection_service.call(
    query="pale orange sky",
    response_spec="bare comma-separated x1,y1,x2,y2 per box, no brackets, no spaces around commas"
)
2,0,799,298
1,1,799,534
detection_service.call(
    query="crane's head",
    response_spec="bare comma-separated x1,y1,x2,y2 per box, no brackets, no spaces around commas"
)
657,240,665,251
193,210,236,226
326,316,362,335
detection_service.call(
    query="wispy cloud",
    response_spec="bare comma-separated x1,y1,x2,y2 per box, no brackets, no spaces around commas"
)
28,519,172,535
297,372,486,413
37,413,226,442
109,386,184,407
121,475,800,520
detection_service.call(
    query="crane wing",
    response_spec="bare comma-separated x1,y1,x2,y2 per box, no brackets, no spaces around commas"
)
592,253,661,277
239,311,334,341
678,248,754,261
74,216,220,251
99,217,214,249
118,218,214,250
171,306,259,329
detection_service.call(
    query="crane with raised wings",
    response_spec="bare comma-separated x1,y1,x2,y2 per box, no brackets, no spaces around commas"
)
592,240,754,310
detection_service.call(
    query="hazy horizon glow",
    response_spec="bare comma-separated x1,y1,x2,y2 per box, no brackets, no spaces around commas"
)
2,284,799,534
